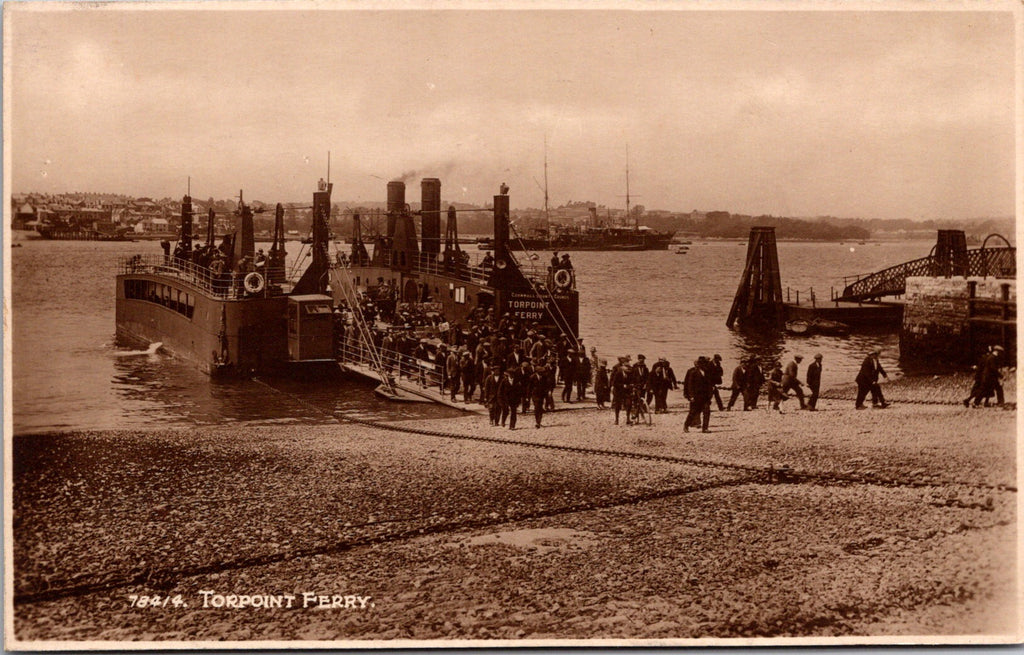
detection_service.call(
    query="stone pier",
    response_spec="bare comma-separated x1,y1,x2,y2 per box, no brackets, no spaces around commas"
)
900,276,1016,366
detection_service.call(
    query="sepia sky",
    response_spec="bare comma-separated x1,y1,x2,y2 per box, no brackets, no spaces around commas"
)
5,3,1018,219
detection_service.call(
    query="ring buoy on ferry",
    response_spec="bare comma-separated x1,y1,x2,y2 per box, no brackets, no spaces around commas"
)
243,272,265,294
553,268,572,289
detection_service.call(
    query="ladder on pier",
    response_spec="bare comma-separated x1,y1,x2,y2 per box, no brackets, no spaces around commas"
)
726,227,784,329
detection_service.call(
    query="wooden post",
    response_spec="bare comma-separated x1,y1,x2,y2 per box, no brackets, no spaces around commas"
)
726,227,784,329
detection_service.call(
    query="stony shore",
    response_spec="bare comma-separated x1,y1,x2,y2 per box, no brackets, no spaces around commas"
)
10,373,1020,644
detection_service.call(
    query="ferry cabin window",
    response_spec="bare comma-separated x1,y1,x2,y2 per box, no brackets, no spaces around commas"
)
304,304,332,315
123,280,194,320
455,287,466,304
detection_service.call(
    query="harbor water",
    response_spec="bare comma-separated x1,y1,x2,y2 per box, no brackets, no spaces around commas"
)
10,236,920,435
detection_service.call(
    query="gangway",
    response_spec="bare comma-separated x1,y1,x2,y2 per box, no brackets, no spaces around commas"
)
330,259,489,411
331,260,404,400
838,233,1015,302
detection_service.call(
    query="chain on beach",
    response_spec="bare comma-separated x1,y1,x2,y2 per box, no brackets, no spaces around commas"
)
14,380,1013,607
251,378,1015,494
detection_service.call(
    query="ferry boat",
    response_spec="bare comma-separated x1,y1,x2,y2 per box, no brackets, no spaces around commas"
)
116,176,580,392
333,178,579,338
115,181,337,377
329,178,580,406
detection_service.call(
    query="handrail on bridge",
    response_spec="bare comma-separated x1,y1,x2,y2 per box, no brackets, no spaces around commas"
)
838,244,1016,302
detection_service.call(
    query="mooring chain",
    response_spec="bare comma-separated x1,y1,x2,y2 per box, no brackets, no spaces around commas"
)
329,410,1015,494
15,474,758,606
247,378,1015,494
817,392,1010,408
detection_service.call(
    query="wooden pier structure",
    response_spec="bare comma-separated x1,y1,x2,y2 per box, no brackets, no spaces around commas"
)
726,227,903,330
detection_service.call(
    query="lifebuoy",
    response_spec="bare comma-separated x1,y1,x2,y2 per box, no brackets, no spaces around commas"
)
553,268,572,289
243,272,265,294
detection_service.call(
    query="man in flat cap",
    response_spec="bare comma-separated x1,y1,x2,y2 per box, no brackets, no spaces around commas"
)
806,354,823,410
855,350,888,409
683,357,713,432
610,356,633,425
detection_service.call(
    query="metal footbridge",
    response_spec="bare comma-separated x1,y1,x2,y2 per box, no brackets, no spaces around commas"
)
837,233,1015,302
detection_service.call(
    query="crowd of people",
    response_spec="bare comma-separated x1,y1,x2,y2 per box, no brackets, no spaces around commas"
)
331,289,1010,432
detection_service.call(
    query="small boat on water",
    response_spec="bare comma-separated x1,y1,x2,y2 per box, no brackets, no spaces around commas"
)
785,319,810,335
38,223,135,241
785,318,851,337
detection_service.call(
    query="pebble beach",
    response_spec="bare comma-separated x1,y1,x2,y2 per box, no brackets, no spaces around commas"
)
10,373,1019,645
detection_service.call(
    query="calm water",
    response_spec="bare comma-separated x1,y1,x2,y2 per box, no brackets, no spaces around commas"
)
10,235,924,435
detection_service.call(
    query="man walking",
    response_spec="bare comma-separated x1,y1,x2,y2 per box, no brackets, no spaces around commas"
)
560,350,578,403
683,357,712,433
483,367,502,425
855,350,888,409
648,357,678,414
727,358,748,410
709,354,726,411
498,367,518,429
743,356,765,410
610,356,632,425
530,365,548,428
576,353,591,401
781,355,806,410
806,353,823,410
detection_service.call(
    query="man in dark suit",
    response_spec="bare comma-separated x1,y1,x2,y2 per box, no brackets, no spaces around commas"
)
855,350,888,409
530,365,548,428
498,368,519,429
610,356,632,425
683,357,712,433
709,354,726,410
806,353,823,410
727,358,747,410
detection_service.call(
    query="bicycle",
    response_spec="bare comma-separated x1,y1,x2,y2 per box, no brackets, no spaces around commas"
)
628,389,653,426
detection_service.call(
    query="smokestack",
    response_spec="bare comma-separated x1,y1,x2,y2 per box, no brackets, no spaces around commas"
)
493,192,509,264
386,180,405,239
421,178,441,255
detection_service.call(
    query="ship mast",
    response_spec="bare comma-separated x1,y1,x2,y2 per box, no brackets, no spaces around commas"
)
543,136,550,233
625,144,633,230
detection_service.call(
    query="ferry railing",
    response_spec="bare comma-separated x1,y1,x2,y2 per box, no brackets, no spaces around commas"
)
350,247,545,286
119,254,288,300
334,333,444,390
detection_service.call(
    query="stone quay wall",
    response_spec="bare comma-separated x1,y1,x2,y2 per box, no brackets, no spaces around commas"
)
900,276,1015,366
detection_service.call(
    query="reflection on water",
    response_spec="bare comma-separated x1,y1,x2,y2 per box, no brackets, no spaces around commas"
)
13,238,927,434
730,327,787,367
110,350,461,429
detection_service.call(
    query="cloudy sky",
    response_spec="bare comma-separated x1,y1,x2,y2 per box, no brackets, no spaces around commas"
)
6,3,1018,219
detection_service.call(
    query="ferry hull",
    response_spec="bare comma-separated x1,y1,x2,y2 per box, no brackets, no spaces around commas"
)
116,272,317,377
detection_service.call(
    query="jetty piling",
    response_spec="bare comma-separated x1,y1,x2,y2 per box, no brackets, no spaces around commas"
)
726,227,784,329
